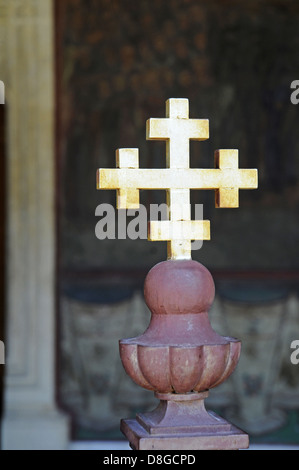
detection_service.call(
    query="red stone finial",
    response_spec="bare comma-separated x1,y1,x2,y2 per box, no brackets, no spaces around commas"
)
120,260,240,394
120,260,248,449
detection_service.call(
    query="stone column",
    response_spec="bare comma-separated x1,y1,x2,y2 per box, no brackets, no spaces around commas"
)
0,0,69,449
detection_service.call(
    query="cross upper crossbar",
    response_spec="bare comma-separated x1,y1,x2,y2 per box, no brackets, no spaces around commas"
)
97,98,258,260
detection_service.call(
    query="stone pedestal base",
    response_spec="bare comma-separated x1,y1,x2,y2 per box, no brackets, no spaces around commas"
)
120,392,249,450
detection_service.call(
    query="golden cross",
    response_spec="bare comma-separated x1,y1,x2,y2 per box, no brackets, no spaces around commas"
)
97,98,258,260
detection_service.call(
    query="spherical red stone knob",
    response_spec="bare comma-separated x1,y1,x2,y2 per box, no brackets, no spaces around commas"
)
144,259,215,315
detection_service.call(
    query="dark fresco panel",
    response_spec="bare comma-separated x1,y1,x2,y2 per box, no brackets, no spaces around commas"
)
58,0,299,270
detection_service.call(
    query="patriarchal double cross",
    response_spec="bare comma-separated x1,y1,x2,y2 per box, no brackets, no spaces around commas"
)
97,98,258,260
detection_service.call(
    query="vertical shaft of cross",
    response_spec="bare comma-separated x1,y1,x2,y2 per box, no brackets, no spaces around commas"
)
166,189,191,260
166,100,191,259
146,98,209,259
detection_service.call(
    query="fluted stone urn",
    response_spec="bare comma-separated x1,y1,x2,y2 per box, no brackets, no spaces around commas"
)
120,259,249,450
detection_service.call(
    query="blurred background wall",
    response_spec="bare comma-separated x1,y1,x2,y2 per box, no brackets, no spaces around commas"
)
56,0,299,444
1,0,299,449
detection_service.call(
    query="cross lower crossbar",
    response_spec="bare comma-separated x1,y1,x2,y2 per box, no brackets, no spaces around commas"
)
97,168,257,191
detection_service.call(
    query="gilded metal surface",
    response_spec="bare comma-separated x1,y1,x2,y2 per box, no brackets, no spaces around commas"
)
97,98,258,259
